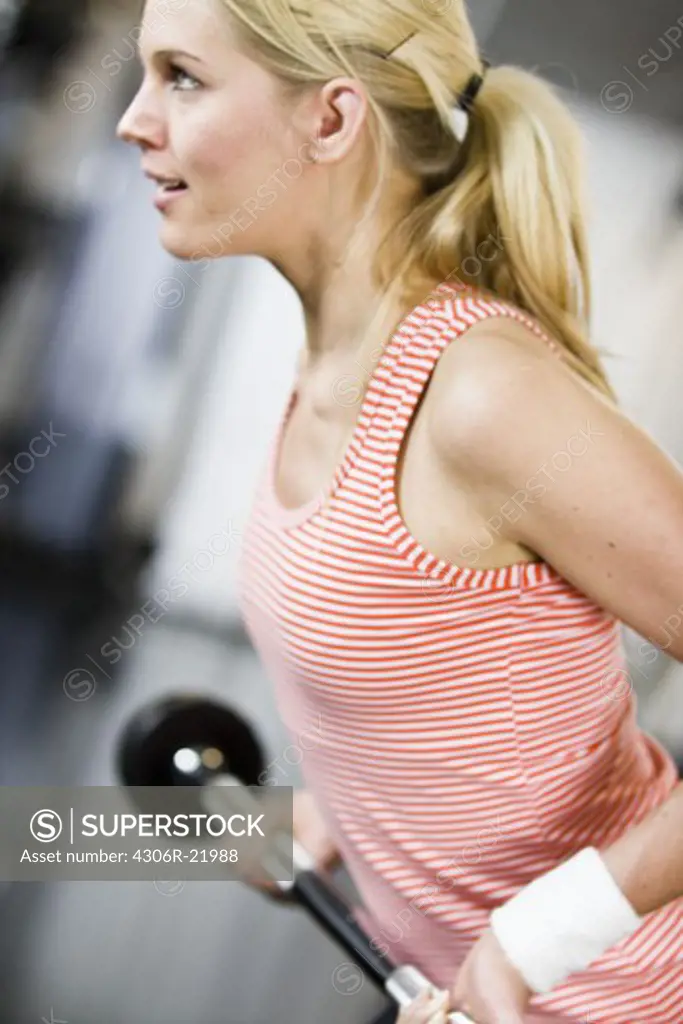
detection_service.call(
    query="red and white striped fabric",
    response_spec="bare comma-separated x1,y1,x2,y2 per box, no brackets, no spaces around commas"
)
237,281,683,1023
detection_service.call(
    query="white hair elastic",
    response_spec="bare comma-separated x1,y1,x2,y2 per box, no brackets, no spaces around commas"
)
451,62,489,142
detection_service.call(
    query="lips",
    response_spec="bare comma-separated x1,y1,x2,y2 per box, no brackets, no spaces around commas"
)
143,169,188,191
157,180,188,194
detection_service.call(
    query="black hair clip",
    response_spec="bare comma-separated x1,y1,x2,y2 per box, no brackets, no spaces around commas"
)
457,58,491,113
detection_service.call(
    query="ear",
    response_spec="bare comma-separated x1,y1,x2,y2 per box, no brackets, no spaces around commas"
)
311,77,368,163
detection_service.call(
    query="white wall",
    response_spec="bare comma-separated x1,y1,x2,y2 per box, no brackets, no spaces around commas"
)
149,102,683,630
148,255,305,624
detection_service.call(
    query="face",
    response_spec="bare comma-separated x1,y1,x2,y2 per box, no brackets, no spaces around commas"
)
116,0,321,262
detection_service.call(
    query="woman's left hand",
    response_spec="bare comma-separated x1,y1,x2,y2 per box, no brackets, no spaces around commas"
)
448,926,534,1023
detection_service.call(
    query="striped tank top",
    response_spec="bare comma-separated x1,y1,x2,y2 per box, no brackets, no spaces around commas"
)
237,282,683,1023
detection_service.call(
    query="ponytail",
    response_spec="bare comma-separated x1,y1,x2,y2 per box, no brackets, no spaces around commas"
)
383,64,618,403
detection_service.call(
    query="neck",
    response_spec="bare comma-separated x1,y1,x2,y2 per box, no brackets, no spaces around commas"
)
274,170,425,388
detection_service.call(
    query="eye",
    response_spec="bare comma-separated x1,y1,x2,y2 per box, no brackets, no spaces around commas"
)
168,62,201,92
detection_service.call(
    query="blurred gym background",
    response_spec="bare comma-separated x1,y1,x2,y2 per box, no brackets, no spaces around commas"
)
0,0,681,1021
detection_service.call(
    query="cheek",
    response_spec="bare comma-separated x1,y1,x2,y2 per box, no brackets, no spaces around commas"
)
173,99,283,210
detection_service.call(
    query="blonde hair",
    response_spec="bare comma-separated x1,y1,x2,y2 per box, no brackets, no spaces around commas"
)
218,0,617,403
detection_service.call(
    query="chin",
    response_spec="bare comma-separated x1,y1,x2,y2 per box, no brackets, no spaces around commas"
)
159,220,233,266
158,224,201,261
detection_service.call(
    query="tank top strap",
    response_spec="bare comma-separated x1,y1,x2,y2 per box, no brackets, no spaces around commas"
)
367,282,565,581
371,280,565,440
323,284,462,495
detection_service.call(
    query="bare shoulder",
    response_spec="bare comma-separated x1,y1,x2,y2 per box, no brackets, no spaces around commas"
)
421,312,683,646
425,313,622,488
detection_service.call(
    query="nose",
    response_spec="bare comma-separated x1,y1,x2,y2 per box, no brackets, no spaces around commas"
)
116,81,166,149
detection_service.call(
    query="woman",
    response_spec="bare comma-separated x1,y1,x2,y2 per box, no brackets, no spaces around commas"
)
117,0,683,1021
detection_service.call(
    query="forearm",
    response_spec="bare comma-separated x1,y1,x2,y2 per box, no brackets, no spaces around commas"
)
601,779,683,915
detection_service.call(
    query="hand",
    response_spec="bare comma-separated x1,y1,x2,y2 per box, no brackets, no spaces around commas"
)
396,987,451,1023
448,926,533,1024
242,789,342,902
291,789,343,872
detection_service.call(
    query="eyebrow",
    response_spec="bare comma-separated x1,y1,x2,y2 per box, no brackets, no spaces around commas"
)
153,48,203,64
137,46,204,68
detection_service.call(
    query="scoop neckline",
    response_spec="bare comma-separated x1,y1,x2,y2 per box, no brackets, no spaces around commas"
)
265,282,457,528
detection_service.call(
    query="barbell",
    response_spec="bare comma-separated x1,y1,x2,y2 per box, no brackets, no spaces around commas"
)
116,694,475,1023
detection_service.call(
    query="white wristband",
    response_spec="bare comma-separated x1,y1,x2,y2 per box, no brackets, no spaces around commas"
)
489,847,643,994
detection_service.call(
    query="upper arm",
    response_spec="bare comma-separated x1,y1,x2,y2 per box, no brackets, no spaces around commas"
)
429,317,683,661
